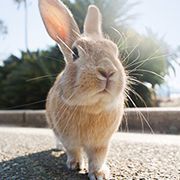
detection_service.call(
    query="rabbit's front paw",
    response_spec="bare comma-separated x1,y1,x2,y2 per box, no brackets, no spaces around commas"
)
67,159,80,170
66,148,84,170
66,154,84,170
88,165,110,180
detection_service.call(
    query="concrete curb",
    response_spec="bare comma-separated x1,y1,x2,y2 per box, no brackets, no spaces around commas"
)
0,108,180,134
121,108,180,134
0,110,46,128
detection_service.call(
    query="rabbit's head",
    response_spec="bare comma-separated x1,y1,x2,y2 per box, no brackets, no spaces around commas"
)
39,0,126,111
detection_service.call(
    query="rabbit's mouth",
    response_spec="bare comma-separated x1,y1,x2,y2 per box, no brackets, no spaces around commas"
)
98,87,112,96
97,79,115,95
99,89,110,94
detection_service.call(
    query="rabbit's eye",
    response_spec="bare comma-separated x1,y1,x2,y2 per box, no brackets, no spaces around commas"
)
72,47,79,61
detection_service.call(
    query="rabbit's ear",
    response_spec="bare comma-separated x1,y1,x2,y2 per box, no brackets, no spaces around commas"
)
39,0,80,61
84,5,103,38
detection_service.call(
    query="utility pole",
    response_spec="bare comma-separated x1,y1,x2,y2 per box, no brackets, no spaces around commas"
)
24,0,28,51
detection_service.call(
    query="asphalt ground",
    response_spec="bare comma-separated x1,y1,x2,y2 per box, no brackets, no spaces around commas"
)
0,127,180,180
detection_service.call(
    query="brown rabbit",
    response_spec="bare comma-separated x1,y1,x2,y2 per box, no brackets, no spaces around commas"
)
39,0,127,179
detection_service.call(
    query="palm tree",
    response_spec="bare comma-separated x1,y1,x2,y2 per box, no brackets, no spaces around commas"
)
62,0,139,33
13,0,29,51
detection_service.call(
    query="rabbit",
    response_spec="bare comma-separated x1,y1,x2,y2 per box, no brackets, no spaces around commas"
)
39,0,127,179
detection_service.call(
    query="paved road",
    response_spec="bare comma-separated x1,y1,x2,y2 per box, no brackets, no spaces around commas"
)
0,127,179,180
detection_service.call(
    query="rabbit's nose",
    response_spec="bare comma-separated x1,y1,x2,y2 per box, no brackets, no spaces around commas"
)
97,67,115,79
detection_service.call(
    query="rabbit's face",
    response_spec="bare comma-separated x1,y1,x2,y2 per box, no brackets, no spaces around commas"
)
61,37,126,108
39,0,127,110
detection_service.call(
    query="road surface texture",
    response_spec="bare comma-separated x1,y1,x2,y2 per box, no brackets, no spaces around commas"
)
0,127,179,180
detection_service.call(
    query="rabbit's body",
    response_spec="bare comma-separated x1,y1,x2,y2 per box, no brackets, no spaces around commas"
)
46,74,124,147
39,0,127,179
46,73,124,178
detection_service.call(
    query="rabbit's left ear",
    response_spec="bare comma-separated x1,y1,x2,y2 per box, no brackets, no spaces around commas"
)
39,0,80,60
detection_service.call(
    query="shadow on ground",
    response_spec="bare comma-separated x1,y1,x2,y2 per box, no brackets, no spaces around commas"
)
0,149,88,180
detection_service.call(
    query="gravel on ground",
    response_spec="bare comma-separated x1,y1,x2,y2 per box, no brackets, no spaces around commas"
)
0,127,179,180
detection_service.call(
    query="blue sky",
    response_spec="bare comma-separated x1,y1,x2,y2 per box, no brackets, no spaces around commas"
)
0,0,54,59
131,0,180,48
0,0,180,93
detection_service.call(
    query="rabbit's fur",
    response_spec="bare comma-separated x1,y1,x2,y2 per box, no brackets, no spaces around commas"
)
39,0,127,179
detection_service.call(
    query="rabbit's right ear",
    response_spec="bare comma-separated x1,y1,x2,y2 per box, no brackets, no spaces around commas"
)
84,5,103,39
39,0,80,61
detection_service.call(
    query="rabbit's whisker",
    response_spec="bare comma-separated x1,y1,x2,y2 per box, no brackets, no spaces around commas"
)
127,77,148,88
111,27,124,46
111,27,128,48
26,74,58,82
57,36,75,55
122,40,142,65
41,54,64,62
126,53,170,69
61,105,78,135
125,92,154,134
124,110,129,132
78,45,87,55
72,29,81,38
130,69,165,80
125,92,145,133
5,99,47,110
127,46,164,71
53,91,76,129
124,49,141,68
126,86,147,108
